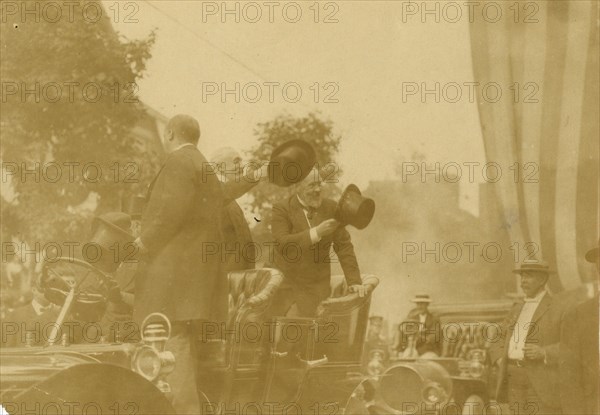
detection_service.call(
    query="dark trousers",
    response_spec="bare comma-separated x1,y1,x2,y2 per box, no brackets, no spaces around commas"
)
165,320,208,415
507,365,561,415
269,279,328,318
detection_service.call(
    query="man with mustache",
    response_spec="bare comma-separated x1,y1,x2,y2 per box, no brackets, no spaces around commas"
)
270,167,367,317
489,260,564,415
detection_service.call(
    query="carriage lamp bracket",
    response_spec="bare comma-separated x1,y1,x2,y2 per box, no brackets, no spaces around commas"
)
296,353,329,369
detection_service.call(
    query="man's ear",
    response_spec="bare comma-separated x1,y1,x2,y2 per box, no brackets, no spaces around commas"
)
165,129,174,141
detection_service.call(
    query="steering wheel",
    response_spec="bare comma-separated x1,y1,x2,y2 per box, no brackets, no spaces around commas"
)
41,257,116,321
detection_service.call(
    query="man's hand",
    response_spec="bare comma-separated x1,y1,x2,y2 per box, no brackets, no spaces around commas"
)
349,284,367,297
258,161,271,181
134,237,148,256
315,219,339,238
523,344,546,361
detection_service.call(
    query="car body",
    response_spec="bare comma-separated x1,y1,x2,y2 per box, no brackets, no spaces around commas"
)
359,300,514,415
195,269,380,414
0,258,175,415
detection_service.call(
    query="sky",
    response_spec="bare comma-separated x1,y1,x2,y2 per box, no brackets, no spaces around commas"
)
105,1,486,215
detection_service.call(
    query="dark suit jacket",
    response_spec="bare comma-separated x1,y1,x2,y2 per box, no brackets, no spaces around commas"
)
134,146,225,323
489,293,564,408
398,308,441,355
559,295,599,415
220,201,255,272
271,195,361,303
219,178,257,273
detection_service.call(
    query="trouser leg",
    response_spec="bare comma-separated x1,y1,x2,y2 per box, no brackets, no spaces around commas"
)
165,320,202,415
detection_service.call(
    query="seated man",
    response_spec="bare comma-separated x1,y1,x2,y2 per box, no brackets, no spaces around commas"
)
395,294,441,356
270,167,367,317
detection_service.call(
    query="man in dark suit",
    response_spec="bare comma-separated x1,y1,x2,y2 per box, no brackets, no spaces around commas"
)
395,294,441,356
270,167,367,317
210,147,268,272
133,114,225,415
489,261,564,415
559,242,599,415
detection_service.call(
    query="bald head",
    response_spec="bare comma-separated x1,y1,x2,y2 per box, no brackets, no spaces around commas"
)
165,114,201,148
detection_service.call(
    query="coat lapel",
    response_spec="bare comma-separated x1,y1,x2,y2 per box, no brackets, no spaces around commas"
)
290,196,311,231
530,293,552,323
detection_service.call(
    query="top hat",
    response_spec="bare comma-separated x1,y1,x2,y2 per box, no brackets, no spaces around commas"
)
86,212,135,273
512,260,553,274
585,239,599,263
335,184,376,230
410,294,432,303
268,139,316,187
122,195,147,220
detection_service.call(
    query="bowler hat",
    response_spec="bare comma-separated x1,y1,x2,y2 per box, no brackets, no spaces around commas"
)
122,195,146,220
86,212,135,273
512,260,553,274
335,184,375,230
268,139,316,187
585,239,599,263
410,294,432,303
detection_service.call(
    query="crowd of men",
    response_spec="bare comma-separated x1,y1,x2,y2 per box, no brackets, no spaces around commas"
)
1,113,598,415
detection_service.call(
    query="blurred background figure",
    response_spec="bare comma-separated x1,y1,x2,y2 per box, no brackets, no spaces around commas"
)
395,294,441,356
1,274,59,347
559,240,599,415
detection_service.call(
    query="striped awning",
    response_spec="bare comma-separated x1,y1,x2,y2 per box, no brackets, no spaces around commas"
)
469,0,599,291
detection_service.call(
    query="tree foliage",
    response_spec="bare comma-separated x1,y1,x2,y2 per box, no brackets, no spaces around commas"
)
0,1,157,248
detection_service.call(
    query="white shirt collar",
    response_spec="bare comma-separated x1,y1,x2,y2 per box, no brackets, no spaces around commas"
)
524,289,546,303
172,143,196,153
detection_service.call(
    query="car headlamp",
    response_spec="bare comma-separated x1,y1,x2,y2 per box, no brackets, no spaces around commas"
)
133,345,162,381
468,360,485,378
422,382,447,404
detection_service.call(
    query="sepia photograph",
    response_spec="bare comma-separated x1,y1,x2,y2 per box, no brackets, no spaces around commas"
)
0,1,598,414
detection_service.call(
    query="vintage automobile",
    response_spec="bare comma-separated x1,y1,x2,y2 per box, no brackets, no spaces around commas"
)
2,259,381,415
354,300,514,415
194,269,380,415
0,257,175,415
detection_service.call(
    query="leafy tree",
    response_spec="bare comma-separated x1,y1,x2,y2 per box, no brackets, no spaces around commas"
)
0,1,157,253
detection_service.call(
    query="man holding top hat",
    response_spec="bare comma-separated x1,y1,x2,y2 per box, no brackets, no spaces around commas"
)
133,114,225,415
489,260,564,415
559,240,599,415
270,165,369,317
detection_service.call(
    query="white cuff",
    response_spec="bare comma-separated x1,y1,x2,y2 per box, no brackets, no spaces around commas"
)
309,227,321,244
